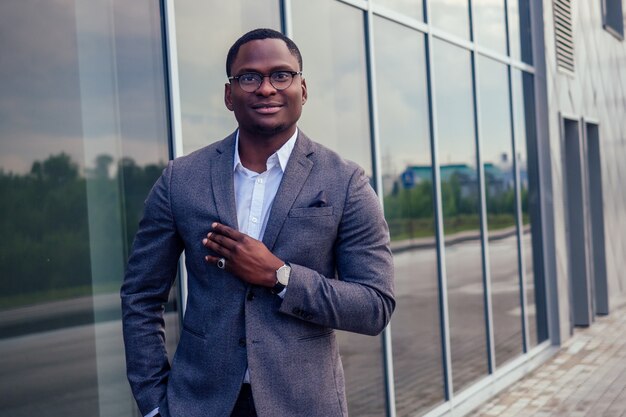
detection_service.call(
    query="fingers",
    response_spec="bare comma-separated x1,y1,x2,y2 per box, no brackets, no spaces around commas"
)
202,223,242,264
204,254,221,265
210,222,242,241
202,223,235,250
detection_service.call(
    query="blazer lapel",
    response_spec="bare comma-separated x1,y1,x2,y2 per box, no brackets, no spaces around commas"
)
262,132,314,251
211,132,238,229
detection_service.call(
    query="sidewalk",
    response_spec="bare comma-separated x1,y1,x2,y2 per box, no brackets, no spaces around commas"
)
468,303,626,417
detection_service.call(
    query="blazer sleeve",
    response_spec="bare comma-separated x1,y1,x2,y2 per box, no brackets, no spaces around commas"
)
120,161,183,415
278,167,395,336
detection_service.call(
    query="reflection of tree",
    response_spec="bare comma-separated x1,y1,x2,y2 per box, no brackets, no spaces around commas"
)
0,153,165,308
384,180,434,240
383,169,529,241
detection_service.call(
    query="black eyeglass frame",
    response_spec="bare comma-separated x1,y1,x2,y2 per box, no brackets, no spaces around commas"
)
228,71,303,92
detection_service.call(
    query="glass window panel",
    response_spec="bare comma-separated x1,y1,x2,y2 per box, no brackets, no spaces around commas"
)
0,1,177,416
174,0,281,153
432,39,489,392
508,0,533,64
512,69,546,346
477,56,523,367
292,1,380,415
508,0,521,60
374,16,444,416
292,0,373,177
374,0,424,22
473,0,507,54
429,0,470,40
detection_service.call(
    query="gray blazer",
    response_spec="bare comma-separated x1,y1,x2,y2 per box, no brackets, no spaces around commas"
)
121,131,395,417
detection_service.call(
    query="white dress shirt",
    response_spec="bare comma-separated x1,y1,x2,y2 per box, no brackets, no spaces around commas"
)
234,129,295,384
145,128,297,417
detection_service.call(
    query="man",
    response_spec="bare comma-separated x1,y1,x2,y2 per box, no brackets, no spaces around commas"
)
121,28,394,417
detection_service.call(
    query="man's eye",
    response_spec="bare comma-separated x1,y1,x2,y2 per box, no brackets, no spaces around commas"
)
272,72,290,81
239,74,259,83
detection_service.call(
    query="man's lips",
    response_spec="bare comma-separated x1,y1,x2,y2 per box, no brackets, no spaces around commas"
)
252,102,283,114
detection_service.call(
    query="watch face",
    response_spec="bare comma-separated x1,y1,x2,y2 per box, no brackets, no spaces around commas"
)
277,265,291,285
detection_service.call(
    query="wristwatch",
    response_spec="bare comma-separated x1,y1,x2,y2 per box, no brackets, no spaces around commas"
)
271,263,291,294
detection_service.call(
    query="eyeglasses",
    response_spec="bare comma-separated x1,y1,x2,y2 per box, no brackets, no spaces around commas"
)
228,71,302,93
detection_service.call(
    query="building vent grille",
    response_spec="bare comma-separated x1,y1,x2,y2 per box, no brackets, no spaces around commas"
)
553,0,574,73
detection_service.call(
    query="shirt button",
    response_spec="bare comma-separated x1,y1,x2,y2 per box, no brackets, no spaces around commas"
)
239,338,246,347
251,217,258,223
257,178,263,184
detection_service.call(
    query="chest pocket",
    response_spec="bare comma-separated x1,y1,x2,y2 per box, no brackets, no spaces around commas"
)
288,206,334,218
283,206,337,251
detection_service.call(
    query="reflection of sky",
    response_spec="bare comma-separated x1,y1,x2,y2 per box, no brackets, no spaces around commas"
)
374,0,423,21
0,0,83,173
374,16,431,179
477,55,512,167
508,1,522,61
429,0,470,39
293,0,372,176
473,0,507,54
0,0,169,174
175,1,281,153
432,40,475,166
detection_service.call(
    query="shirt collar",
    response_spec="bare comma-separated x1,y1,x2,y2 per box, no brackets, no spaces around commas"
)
233,128,298,173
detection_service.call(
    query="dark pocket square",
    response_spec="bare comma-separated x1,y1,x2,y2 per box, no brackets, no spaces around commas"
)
309,190,328,207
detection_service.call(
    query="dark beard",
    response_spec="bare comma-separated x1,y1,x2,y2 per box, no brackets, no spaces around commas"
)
252,123,287,136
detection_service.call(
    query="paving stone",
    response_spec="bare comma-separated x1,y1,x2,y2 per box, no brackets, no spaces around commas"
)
466,304,626,417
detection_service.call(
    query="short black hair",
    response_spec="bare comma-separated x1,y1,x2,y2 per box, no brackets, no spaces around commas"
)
226,28,303,76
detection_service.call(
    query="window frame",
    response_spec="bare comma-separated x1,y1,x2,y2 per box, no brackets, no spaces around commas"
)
601,0,624,40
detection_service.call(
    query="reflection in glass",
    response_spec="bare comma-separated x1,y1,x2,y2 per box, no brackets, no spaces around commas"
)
292,0,373,177
473,0,507,54
508,0,521,60
511,70,543,346
292,1,380,415
429,0,470,40
374,0,423,22
0,1,177,416
477,56,523,367
508,0,533,64
374,17,444,416
433,39,488,392
175,0,281,153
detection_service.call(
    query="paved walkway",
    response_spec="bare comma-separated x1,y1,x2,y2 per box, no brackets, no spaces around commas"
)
468,303,626,417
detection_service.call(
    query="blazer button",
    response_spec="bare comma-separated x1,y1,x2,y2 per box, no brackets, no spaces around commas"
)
247,291,255,301
239,338,246,347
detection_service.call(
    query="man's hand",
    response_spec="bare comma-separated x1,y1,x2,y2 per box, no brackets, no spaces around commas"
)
202,222,284,287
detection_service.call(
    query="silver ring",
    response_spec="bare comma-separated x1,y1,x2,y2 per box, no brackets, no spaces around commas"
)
217,257,226,269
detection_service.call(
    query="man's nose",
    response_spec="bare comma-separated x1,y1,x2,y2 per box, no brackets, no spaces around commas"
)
256,76,276,96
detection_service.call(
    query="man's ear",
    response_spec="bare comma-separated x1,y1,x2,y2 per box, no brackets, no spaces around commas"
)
301,78,307,105
224,83,234,111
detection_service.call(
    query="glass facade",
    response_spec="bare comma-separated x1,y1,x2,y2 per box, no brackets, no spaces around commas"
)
0,1,178,416
477,56,524,367
473,0,507,54
373,0,423,22
293,2,380,414
174,0,282,153
374,16,444,416
0,0,550,416
433,39,489,392
292,0,373,176
429,0,470,39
